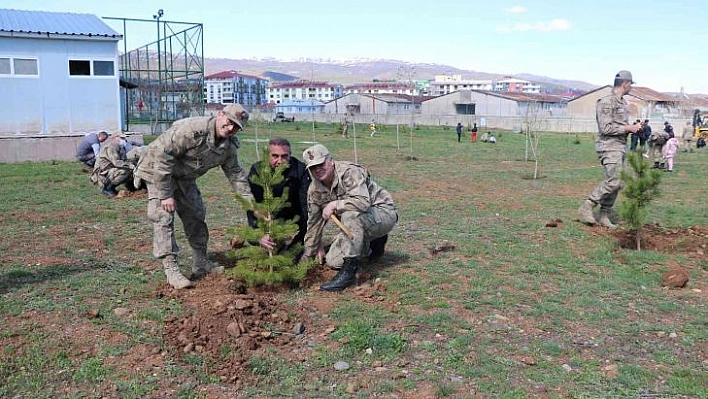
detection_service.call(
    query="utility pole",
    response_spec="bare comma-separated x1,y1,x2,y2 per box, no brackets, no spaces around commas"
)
309,63,316,143
153,9,164,125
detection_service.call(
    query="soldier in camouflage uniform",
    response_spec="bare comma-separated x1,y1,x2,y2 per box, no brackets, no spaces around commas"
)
134,104,253,289
301,144,397,292
90,133,136,197
578,70,642,229
341,112,353,138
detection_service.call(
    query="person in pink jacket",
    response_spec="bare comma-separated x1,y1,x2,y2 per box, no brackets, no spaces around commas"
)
662,131,680,172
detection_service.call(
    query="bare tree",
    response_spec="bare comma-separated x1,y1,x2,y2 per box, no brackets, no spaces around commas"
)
524,100,544,179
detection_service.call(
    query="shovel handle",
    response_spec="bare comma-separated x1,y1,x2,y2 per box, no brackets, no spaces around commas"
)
329,214,354,240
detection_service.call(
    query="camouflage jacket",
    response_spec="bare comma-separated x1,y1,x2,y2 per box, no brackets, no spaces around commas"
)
303,161,395,257
134,116,252,201
90,140,132,184
595,91,630,152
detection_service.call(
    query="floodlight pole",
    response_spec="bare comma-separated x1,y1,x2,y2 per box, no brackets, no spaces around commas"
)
153,9,164,123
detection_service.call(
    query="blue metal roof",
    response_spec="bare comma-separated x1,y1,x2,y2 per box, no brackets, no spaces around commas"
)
0,8,121,39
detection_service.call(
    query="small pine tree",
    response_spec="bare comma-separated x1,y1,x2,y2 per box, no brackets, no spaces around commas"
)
227,147,313,286
619,150,662,251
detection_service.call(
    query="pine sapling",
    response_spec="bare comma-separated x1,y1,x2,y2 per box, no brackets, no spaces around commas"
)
619,149,662,250
227,147,313,286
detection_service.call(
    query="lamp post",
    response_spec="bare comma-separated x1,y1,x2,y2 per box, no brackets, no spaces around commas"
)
153,9,164,122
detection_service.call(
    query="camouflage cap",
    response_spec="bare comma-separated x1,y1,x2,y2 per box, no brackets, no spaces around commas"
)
303,144,330,169
615,70,634,84
222,104,249,129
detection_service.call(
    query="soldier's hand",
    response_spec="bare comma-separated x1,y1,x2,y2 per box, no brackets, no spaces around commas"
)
161,197,176,212
259,234,275,250
626,124,641,134
322,201,337,220
316,244,326,265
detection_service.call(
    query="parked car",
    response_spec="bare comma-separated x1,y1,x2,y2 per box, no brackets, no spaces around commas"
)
273,112,295,122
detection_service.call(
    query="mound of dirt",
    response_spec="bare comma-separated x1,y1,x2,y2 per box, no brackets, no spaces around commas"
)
159,276,316,386
115,189,147,199
613,224,708,258
158,264,391,388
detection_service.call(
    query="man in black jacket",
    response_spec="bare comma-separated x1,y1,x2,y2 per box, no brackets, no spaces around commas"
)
247,138,311,256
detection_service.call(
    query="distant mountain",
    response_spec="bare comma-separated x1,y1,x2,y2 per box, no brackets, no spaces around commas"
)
203,57,599,92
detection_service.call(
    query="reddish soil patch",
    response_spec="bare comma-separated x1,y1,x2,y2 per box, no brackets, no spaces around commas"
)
159,261,392,389
612,224,708,259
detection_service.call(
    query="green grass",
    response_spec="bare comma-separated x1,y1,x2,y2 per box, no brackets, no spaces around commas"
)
1,123,707,397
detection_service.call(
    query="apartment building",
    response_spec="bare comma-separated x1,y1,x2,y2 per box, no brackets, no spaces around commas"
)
429,75,493,96
268,80,342,104
494,78,541,93
343,81,423,96
204,70,267,108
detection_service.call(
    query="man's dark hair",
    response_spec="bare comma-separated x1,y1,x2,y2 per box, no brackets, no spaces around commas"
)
268,137,291,148
268,137,292,152
613,78,629,87
98,131,109,139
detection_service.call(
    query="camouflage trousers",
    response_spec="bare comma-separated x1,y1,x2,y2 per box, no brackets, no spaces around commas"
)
648,142,665,163
91,167,131,187
147,179,208,259
325,205,397,268
588,150,625,209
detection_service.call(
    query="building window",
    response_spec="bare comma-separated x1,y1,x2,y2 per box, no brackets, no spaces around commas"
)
14,58,38,75
69,60,91,75
0,57,39,75
0,58,10,74
93,60,114,76
69,59,115,76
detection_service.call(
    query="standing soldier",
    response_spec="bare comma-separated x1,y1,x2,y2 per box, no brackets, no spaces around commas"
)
682,120,695,152
342,112,352,139
578,70,642,228
134,104,253,289
301,144,397,292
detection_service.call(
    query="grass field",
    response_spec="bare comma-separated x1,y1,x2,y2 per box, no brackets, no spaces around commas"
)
1,121,707,398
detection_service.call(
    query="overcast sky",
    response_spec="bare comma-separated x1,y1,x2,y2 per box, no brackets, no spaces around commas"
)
4,0,707,93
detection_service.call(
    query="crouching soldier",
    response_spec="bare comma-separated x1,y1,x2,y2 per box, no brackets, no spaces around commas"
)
301,144,397,292
91,133,140,196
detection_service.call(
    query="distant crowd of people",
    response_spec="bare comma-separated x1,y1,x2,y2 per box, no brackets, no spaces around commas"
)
627,117,705,173
454,122,496,144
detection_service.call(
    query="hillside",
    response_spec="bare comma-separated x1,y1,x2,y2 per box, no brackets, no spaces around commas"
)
204,57,599,91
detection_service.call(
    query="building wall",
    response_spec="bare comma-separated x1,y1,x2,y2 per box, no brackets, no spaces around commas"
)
268,84,340,104
274,100,324,114
0,133,143,163
322,94,405,116
204,76,267,108
567,87,610,119
0,36,120,135
422,91,520,116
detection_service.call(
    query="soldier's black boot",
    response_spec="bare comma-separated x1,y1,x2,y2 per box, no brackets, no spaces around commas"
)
320,257,359,292
124,178,138,192
652,162,660,169
368,234,388,262
102,183,118,197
